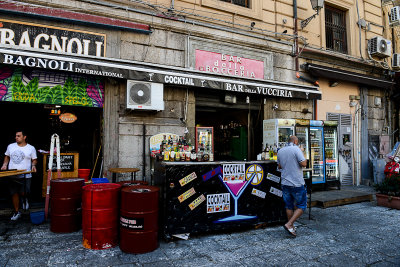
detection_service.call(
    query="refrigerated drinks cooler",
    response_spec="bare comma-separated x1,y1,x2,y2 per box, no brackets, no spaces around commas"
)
262,119,295,149
310,120,325,184
324,121,340,188
195,127,214,161
295,119,310,164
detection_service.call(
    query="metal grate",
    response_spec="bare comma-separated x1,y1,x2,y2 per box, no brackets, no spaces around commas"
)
340,114,352,126
327,113,340,122
219,0,249,8
325,6,347,54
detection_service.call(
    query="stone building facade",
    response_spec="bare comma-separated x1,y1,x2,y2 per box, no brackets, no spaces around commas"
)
0,0,396,187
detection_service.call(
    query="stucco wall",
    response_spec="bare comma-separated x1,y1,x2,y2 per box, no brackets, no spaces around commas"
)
316,79,359,121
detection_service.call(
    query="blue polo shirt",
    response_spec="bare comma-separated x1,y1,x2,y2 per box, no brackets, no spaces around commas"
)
277,143,306,187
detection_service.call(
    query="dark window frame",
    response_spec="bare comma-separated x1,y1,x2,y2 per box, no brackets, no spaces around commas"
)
325,6,348,54
219,0,250,8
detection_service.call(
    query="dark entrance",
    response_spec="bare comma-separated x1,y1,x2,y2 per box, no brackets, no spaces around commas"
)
195,90,263,161
0,101,102,204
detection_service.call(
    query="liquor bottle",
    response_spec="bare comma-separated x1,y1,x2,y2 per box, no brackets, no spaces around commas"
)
164,149,170,161
261,146,266,161
266,146,270,160
175,148,180,161
190,147,197,161
273,143,278,161
269,145,274,160
185,147,191,161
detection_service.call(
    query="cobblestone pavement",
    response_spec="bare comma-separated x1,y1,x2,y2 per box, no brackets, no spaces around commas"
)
0,200,399,267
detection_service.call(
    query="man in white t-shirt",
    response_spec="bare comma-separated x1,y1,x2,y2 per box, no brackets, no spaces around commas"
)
1,131,37,221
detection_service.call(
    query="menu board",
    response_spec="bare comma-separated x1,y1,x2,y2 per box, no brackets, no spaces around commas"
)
45,154,75,172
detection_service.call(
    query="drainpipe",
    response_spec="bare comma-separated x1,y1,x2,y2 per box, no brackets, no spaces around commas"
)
293,0,299,71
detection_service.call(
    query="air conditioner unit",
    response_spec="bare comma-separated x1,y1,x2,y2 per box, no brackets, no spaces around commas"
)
393,53,400,69
126,81,164,111
390,6,400,26
368,37,391,58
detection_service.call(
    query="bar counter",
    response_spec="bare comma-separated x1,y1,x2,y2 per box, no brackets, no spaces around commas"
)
153,160,286,239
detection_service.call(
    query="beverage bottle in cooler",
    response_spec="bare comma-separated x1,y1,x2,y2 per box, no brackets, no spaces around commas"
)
269,145,274,160
190,146,197,161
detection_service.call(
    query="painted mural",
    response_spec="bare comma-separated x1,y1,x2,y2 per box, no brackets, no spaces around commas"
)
0,66,104,107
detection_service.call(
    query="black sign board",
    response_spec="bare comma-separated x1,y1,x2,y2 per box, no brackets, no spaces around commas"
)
46,154,75,172
0,19,105,57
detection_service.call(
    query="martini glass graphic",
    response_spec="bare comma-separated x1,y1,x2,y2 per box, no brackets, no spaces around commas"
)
215,171,257,223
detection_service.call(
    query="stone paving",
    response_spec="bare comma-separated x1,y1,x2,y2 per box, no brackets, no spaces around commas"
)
0,200,399,266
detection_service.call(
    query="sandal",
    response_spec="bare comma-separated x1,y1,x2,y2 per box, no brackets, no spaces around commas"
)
283,225,297,237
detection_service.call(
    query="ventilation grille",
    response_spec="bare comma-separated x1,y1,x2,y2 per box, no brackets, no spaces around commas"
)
393,53,400,68
390,6,400,26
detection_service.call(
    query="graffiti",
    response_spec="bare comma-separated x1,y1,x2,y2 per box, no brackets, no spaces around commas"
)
0,66,104,107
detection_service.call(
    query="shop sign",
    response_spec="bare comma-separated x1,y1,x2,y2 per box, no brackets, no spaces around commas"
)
178,187,196,203
59,113,77,123
188,194,205,210
266,173,280,183
179,172,197,187
0,19,106,57
245,164,264,185
195,50,264,79
251,188,266,199
207,193,230,213
0,49,322,101
269,187,283,197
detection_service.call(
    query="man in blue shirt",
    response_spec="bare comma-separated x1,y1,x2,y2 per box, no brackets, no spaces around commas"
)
277,135,307,237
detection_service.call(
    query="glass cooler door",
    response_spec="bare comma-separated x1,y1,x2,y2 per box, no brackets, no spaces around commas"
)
310,127,325,184
324,127,339,181
196,127,214,161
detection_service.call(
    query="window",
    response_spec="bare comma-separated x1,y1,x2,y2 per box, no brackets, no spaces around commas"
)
219,0,249,8
325,6,347,54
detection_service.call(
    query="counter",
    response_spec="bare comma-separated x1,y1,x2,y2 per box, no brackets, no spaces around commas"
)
153,160,286,239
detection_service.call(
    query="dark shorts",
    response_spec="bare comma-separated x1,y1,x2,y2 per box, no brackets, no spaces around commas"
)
281,185,307,211
8,177,31,195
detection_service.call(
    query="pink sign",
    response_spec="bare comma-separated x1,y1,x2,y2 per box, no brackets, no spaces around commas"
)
195,50,264,79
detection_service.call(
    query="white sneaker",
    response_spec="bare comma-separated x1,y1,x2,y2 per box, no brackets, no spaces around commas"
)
22,199,29,210
11,211,21,221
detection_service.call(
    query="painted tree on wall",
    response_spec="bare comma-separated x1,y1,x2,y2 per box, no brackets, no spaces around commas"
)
0,66,104,108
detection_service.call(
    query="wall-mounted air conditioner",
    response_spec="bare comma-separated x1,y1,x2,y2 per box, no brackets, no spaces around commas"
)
368,37,391,58
390,6,400,26
126,81,164,111
393,53,400,69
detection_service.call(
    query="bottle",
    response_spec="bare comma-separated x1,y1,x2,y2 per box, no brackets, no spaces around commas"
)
175,148,180,161
164,149,170,161
273,143,278,161
190,147,197,161
269,145,274,160
261,146,266,161
185,147,191,161
265,146,270,160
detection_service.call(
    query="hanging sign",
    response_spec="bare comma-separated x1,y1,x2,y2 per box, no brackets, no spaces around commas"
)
59,113,77,123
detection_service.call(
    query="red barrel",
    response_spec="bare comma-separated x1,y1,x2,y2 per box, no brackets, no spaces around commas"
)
82,183,121,250
119,185,159,254
50,178,84,233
